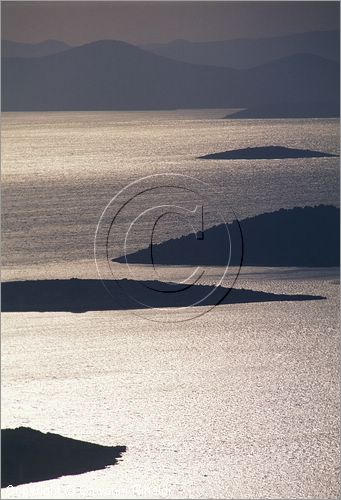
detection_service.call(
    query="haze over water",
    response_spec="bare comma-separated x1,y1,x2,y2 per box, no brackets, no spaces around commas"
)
1,111,340,498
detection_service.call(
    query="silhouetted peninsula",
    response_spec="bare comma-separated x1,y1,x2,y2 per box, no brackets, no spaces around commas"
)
198,145,337,160
226,101,340,119
1,279,324,313
1,427,126,487
113,205,340,267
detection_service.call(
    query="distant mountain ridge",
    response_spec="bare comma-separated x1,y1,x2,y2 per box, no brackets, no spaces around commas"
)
2,40,339,113
1,39,71,58
142,30,340,69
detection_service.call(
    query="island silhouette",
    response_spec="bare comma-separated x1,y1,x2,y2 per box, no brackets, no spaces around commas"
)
1,427,126,487
2,279,324,313
198,145,338,160
113,205,340,267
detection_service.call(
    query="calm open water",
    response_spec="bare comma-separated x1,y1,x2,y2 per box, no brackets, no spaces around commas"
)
1,111,340,498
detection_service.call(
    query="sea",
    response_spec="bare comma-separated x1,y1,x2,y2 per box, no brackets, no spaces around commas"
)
1,110,340,498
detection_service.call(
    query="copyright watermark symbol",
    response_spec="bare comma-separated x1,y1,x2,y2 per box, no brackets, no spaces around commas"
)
94,173,243,322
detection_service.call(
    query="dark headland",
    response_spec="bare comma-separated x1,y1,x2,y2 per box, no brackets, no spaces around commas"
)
198,145,338,160
112,205,340,267
1,427,126,487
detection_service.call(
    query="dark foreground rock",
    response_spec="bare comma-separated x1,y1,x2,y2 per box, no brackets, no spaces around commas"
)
1,427,126,487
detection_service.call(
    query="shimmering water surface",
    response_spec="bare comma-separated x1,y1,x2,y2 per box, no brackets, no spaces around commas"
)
2,111,339,268
1,111,340,498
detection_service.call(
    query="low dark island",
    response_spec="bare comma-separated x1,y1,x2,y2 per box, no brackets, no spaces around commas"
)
1,427,126,487
1,279,324,313
198,145,338,160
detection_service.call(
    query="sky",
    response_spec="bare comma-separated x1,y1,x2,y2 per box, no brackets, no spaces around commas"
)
1,1,340,46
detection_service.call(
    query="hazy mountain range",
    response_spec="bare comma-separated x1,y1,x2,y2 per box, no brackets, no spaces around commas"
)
2,39,71,58
1,33,339,114
3,30,339,66
142,30,340,69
